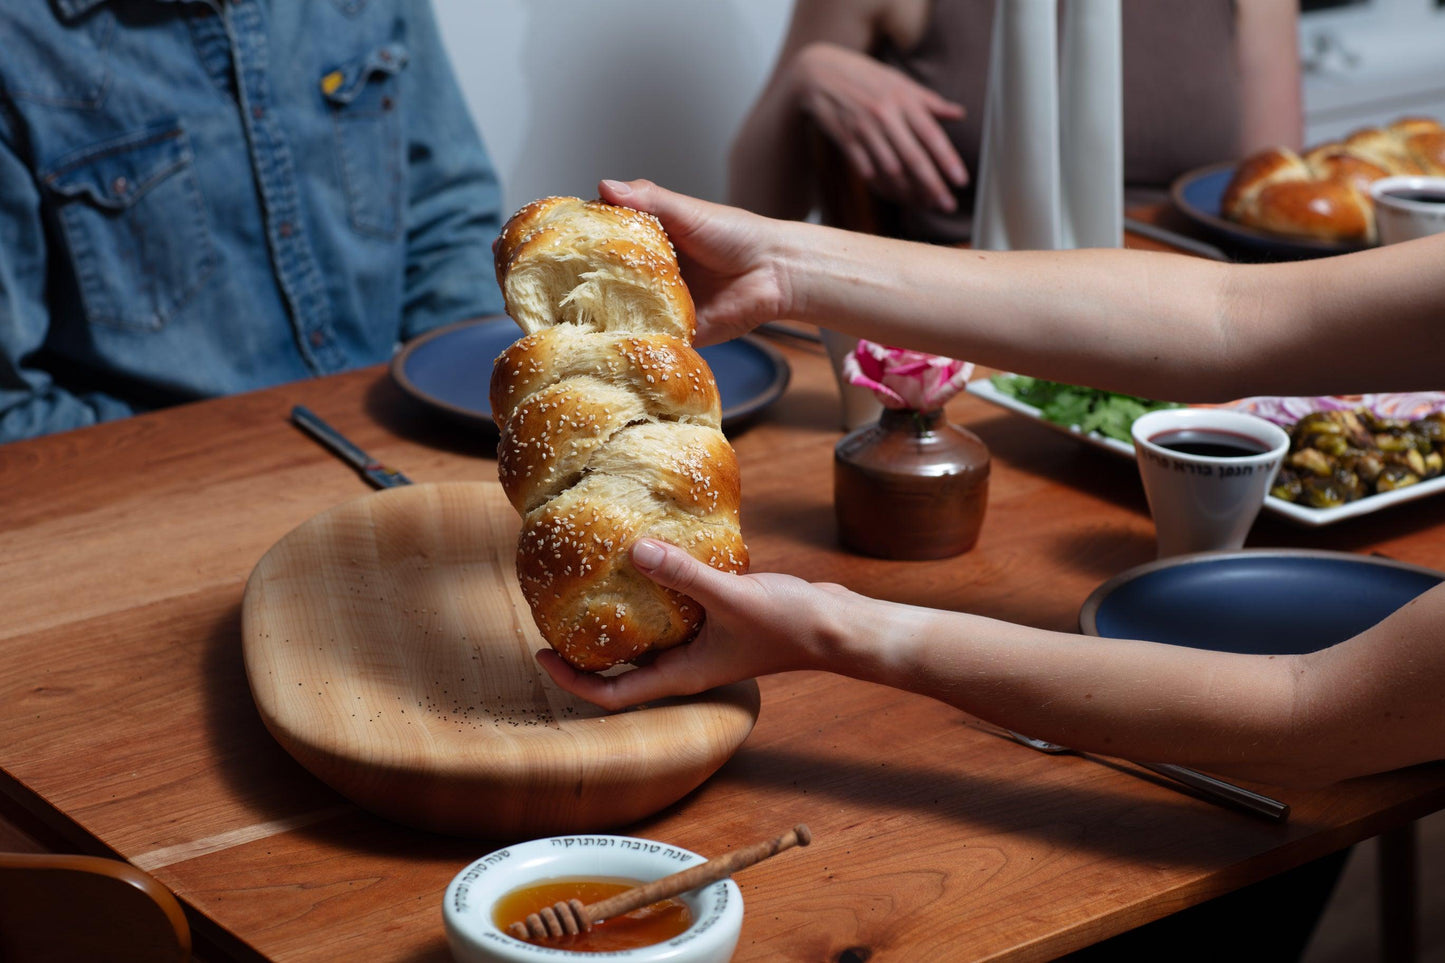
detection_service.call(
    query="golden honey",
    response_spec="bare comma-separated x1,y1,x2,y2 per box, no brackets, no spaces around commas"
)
493,876,692,952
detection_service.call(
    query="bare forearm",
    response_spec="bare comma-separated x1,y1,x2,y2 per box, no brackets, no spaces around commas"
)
780,223,1258,400
772,220,1445,400
727,68,816,218
1234,0,1304,153
813,596,1319,785
807,579,1445,789
730,0,882,216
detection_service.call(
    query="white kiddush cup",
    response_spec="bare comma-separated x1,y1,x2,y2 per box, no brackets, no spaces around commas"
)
1369,176,1445,245
1131,408,1290,557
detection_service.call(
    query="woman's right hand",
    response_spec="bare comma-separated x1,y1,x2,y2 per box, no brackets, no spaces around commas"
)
536,538,860,710
598,179,798,346
790,42,968,212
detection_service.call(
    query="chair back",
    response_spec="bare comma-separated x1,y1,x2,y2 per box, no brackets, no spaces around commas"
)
0,852,191,963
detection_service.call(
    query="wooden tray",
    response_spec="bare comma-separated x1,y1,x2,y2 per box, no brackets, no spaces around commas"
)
241,482,760,839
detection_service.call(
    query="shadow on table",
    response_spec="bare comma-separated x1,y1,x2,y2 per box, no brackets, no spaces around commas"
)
200,595,1296,869
200,603,349,812
363,373,500,460
694,740,1308,871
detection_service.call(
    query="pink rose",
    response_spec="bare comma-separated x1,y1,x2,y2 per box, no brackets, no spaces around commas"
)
843,340,974,411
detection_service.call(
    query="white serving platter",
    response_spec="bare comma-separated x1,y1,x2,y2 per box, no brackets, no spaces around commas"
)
966,378,1445,528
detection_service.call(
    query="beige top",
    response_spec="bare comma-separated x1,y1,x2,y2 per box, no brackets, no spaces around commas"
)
871,0,1244,243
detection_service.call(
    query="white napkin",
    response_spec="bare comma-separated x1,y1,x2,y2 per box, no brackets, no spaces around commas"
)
973,0,1122,252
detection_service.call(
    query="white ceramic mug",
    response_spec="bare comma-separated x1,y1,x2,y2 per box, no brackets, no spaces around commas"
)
1131,409,1289,557
1370,175,1445,245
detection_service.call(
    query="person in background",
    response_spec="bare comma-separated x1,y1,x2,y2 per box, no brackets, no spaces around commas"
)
733,0,1303,239
733,0,1304,428
0,0,503,444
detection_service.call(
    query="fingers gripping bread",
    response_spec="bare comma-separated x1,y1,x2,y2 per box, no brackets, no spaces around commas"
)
1221,117,1445,243
491,197,748,671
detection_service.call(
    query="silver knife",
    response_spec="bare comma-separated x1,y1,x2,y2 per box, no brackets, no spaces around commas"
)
291,405,413,488
1008,730,1289,822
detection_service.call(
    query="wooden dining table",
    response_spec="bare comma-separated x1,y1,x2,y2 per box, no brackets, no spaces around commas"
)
4,221,1445,963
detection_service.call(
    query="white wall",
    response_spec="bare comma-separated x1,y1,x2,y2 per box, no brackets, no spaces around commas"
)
1297,0,1445,143
432,1,793,216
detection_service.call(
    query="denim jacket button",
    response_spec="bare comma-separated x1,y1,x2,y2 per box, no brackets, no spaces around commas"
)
309,330,326,348
112,176,128,196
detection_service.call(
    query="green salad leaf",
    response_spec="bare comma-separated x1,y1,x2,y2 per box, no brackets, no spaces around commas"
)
990,374,1181,443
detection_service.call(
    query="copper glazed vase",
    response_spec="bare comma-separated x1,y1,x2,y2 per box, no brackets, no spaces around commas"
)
833,407,990,560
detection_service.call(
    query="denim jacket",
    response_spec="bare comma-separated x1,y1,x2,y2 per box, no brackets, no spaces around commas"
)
0,0,504,442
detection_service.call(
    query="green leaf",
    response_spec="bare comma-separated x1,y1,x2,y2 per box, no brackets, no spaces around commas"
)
990,374,1179,441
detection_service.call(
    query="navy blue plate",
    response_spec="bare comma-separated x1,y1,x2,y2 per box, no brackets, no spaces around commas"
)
1079,549,1442,654
391,316,790,433
1169,163,1366,261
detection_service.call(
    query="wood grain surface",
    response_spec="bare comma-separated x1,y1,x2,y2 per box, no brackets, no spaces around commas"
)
4,218,1445,962
241,481,759,837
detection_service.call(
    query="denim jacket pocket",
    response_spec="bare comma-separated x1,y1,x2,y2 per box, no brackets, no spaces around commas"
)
41,124,218,332
322,42,408,239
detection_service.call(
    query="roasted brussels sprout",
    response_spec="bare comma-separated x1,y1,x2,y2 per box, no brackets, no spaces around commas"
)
1389,447,1429,478
1270,470,1304,502
1373,430,1416,453
1288,447,1334,477
1294,411,1343,435
1339,450,1385,484
1410,413,1445,447
1298,410,1373,449
1300,468,1365,508
1376,464,1422,492
1270,406,1441,509
1308,433,1353,457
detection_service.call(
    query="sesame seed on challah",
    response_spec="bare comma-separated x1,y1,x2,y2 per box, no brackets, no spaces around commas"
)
490,196,748,671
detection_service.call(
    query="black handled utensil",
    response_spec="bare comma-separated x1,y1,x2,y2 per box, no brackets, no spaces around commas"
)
291,405,413,489
1124,216,1231,262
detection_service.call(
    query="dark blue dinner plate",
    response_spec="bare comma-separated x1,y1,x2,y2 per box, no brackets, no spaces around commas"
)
1169,163,1366,261
391,315,790,433
1079,549,1442,654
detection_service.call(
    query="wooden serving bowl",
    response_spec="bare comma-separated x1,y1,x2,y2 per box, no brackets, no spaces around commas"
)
241,482,760,838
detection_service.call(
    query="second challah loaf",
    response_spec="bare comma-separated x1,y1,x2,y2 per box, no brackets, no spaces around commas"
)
1221,116,1445,244
490,197,748,671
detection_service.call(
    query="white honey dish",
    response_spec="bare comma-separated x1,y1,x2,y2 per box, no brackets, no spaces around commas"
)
444,834,744,963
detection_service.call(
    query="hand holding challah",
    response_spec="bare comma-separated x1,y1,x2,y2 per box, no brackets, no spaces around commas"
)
1221,116,1445,244
490,196,748,671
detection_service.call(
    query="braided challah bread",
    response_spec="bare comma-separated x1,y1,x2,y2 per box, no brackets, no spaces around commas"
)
490,197,748,671
1221,116,1445,244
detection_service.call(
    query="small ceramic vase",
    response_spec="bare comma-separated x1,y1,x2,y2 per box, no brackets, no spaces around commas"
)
834,408,990,560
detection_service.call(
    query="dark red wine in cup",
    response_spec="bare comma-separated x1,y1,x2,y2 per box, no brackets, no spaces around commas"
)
1381,188,1445,204
1148,428,1272,458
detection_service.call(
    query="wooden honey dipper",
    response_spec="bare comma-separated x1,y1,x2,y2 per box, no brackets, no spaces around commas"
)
507,824,812,942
